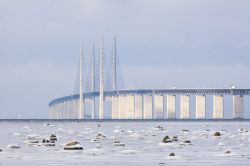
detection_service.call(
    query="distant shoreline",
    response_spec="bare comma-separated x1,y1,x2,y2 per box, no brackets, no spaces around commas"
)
0,119,250,123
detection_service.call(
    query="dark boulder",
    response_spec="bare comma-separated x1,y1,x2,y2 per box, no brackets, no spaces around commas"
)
169,153,175,156
50,134,57,141
214,132,221,136
162,135,172,143
183,140,191,144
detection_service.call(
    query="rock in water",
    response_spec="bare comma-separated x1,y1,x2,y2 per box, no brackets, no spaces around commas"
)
183,140,191,144
64,141,83,150
214,132,221,136
225,150,231,154
169,153,175,156
7,144,21,149
96,133,106,138
50,134,57,141
162,135,172,143
42,139,55,146
114,142,125,147
113,140,125,146
172,136,178,142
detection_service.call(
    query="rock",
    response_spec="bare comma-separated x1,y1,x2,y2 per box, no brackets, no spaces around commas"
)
172,136,178,142
7,144,21,149
42,139,55,146
162,135,172,143
28,140,39,144
25,139,40,146
183,140,191,144
0,149,2,152
90,139,100,143
49,134,57,141
169,153,175,156
64,141,83,150
155,126,164,130
113,142,125,147
214,132,221,136
113,140,120,144
96,133,106,139
225,150,231,154
182,130,189,132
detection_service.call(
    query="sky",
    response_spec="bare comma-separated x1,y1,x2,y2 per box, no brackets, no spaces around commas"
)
0,0,250,118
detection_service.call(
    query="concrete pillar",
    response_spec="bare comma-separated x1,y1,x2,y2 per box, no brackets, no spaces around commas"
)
67,100,71,119
60,103,63,119
233,95,243,119
135,95,143,119
57,103,60,119
167,95,176,119
49,106,52,119
72,100,75,119
180,95,190,119
213,95,224,119
73,100,79,119
119,96,127,119
112,96,119,119
91,97,95,119
69,100,73,119
63,101,66,119
144,95,153,119
196,95,206,119
154,94,164,119
126,95,135,119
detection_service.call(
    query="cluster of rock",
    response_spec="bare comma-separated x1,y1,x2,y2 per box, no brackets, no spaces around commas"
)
162,135,179,143
26,134,57,147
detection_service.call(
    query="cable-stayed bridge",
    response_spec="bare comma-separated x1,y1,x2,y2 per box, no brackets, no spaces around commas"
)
48,38,250,120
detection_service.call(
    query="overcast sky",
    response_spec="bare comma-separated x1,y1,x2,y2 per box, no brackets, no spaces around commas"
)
0,0,250,118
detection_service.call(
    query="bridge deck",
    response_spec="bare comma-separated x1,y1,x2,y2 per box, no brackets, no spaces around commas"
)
49,89,250,106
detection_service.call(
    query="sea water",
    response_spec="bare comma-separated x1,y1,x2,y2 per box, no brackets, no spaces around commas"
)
0,120,250,166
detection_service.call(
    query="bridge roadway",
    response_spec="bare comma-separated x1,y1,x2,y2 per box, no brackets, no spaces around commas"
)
49,88,250,106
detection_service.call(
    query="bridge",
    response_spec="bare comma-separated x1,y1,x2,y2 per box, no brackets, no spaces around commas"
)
48,38,249,119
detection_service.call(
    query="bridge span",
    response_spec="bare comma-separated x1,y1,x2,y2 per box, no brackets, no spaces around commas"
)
49,88,250,119
49,38,250,120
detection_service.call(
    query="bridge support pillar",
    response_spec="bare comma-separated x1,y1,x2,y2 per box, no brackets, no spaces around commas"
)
49,106,52,119
196,95,206,119
143,95,153,119
180,95,190,119
213,95,224,119
119,96,127,119
126,95,135,119
154,94,164,119
167,95,176,119
135,95,143,119
74,100,79,119
91,98,95,119
112,96,119,119
66,100,71,119
233,95,243,119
